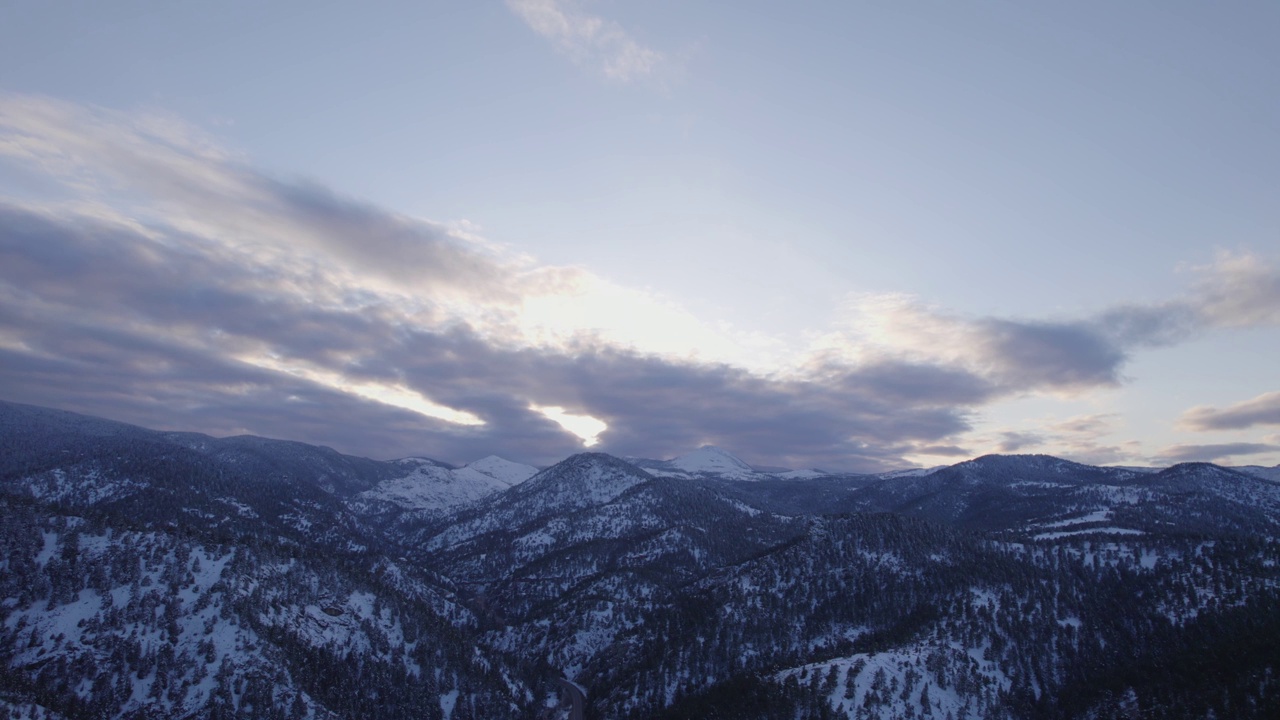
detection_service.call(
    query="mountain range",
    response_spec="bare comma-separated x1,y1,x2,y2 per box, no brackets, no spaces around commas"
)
1,399,1278,719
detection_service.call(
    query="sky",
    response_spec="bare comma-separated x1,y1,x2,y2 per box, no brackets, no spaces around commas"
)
1,0,1278,471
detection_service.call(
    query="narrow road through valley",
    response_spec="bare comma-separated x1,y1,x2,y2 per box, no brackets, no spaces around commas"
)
555,678,585,720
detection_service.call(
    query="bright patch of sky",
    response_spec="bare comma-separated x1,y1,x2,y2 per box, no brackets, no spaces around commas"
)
0,1,1277,468
530,405,608,447
241,354,485,427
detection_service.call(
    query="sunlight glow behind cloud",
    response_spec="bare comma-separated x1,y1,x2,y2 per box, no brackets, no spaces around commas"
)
241,354,486,427
531,404,608,446
517,274,782,367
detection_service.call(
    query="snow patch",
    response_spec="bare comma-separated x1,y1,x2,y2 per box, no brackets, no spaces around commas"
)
1035,527,1145,540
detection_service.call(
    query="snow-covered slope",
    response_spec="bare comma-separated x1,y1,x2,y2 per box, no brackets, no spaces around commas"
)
669,446,757,477
0,506,530,719
632,445,779,481
835,454,1280,538
423,453,656,553
357,455,537,513
1235,464,1280,483
458,454,540,486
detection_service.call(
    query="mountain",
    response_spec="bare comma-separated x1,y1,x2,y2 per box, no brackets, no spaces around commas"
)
0,401,542,719
630,445,766,481
632,445,844,482
668,445,758,478
354,455,537,514
0,399,531,525
633,445,950,484
458,454,540,486
1235,463,1280,483
3,401,1279,719
831,454,1280,538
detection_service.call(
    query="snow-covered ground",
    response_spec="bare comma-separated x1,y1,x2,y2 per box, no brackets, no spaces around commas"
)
1034,527,1146,540
357,455,537,512
776,639,1011,720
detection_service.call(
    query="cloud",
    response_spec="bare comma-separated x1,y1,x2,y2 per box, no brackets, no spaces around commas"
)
1091,251,1280,346
507,0,665,82
911,444,972,457
836,252,1280,401
1192,251,1280,328
1094,302,1198,348
1179,391,1280,431
1153,442,1280,464
833,295,1128,395
1050,413,1118,436
0,197,982,471
974,318,1125,390
0,96,534,303
996,431,1044,453
1059,442,1144,466
1,92,1277,472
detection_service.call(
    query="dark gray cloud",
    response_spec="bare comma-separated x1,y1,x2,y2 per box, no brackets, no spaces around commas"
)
0,95,530,304
380,330,984,470
1154,442,1280,464
866,253,1280,400
974,318,1126,391
1179,391,1280,431
4,192,1278,472
0,201,988,471
258,178,521,297
847,299,1142,398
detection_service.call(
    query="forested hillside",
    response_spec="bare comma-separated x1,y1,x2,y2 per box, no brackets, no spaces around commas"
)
2,401,1278,719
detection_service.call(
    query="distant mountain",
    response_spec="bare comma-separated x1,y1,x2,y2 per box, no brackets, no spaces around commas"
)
1235,464,1280,483
3,401,1280,720
460,454,541,485
0,400,538,718
0,399,531,524
630,444,767,480
355,454,537,514
632,444,846,482
668,445,758,477
834,454,1280,538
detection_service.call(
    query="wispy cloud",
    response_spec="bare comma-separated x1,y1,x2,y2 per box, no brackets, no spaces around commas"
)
996,431,1044,453
1050,413,1119,436
952,413,1140,466
1153,442,1280,464
507,0,665,83
1192,251,1280,328
825,253,1280,401
821,294,1130,395
1179,391,1280,431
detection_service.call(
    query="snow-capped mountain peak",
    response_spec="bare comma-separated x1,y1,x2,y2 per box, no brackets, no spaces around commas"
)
357,455,537,514
670,445,756,476
458,455,538,486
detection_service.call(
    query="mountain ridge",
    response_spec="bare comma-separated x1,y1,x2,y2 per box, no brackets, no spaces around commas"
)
3,400,1280,719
